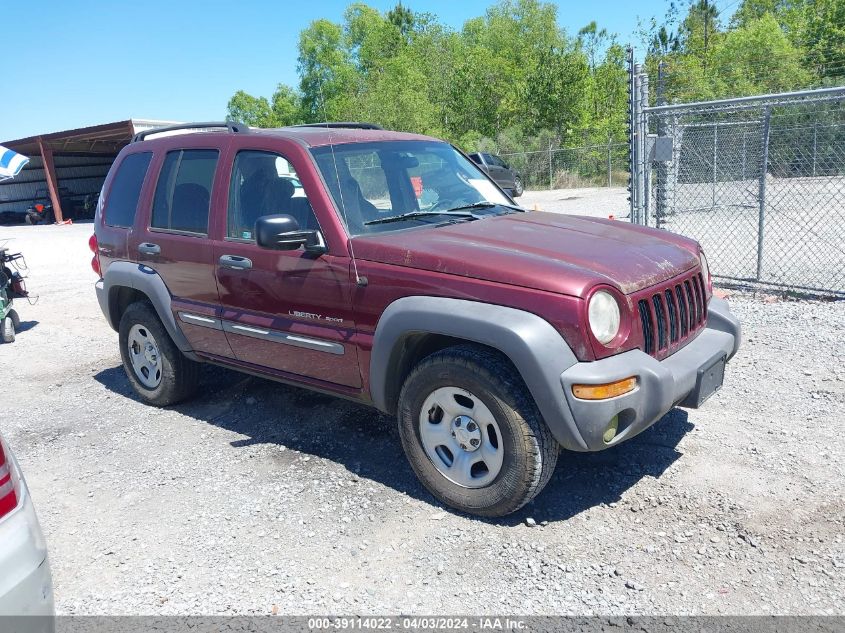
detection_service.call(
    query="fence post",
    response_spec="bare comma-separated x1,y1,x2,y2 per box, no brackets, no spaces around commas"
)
640,70,650,226
712,122,718,208
655,62,667,227
756,106,772,281
627,48,639,223
812,121,818,177
607,138,612,187
548,140,553,189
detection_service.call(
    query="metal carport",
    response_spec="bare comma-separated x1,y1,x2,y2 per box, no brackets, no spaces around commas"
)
0,119,178,223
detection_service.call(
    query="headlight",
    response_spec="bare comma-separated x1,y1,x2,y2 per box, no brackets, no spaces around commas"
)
700,250,712,294
588,290,621,345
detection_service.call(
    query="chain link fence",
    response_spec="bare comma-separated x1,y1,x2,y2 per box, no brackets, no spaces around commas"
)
632,83,845,297
501,142,628,190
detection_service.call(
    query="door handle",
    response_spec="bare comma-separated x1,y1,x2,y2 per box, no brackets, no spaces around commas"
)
219,255,252,270
138,242,160,255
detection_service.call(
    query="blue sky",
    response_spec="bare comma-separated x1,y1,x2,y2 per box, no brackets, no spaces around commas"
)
1,0,684,140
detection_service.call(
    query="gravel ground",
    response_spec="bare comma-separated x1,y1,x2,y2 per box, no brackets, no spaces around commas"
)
519,187,629,219
1,222,843,616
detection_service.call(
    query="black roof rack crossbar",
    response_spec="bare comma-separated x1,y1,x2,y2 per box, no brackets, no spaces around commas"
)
288,122,384,130
132,121,248,143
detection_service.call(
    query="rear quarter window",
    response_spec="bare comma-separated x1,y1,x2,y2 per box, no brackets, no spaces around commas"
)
104,152,152,228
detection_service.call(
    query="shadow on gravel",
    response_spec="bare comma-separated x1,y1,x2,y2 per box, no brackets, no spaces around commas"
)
14,320,38,334
94,363,693,525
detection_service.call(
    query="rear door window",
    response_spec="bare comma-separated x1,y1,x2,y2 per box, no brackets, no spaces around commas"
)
151,149,218,234
104,152,152,228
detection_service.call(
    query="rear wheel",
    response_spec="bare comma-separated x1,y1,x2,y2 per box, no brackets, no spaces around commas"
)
119,302,199,406
397,345,558,517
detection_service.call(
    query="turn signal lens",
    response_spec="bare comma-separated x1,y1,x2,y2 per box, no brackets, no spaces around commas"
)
572,377,638,400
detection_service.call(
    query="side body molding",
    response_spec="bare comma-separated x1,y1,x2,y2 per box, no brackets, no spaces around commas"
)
369,296,588,450
96,261,197,359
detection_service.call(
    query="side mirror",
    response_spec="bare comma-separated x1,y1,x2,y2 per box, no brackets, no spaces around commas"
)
255,214,326,254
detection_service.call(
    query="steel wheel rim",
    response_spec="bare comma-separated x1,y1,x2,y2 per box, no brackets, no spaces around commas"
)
127,324,162,389
418,386,504,488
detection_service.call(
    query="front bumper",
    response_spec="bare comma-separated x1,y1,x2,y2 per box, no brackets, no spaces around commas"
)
557,297,740,451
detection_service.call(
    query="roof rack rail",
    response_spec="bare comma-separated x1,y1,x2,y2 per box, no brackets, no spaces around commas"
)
132,121,248,143
288,122,384,130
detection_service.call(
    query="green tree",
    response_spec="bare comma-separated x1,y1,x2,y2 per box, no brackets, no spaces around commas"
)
802,0,845,79
227,90,274,127
226,0,845,156
387,1,415,42
713,12,812,94
297,19,358,121
270,85,304,126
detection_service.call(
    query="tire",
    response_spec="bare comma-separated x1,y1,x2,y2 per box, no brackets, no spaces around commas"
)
397,344,558,517
1,314,15,343
513,176,524,197
118,301,199,406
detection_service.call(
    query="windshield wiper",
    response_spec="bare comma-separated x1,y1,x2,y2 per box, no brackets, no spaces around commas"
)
363,201,524,226
446,201,525,213
364,209,484,226
442,202,497,213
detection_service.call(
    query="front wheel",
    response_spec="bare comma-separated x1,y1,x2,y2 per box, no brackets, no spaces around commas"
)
513,176,524,197
118,302,199,406
397,345,558,517
1,314,15,343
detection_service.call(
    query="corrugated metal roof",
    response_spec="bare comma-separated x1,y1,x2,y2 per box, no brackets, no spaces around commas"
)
1,119,183,156
0,119,182,217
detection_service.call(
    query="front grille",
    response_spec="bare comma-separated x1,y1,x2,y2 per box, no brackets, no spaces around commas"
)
637,271,707,358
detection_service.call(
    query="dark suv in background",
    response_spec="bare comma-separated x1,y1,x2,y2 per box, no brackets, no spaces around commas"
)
468,152,523,197
91,121,739,517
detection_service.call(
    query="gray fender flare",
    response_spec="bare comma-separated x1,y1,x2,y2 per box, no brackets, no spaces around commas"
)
369,296,589,451
97,261,196,358
706,296,741,360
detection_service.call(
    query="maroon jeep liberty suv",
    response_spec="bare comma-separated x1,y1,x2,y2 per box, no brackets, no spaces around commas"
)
92,121,740,517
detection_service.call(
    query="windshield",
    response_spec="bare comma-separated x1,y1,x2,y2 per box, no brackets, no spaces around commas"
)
311,140,515,235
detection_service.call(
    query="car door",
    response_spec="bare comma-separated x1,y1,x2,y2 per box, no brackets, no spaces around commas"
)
130,141,233,358
211,142,361,389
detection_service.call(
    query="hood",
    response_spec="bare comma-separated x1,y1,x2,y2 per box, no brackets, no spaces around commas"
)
351,211,701,297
